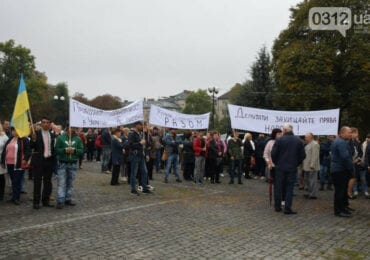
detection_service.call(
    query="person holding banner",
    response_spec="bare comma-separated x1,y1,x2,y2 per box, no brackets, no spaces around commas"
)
163,130,182,183
227,130,243,185
128,121,152,195
55,127,84,209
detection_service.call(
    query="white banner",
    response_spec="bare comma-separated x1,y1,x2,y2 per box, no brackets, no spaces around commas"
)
149,104,210,129
69,99,143,128
228,104,340,135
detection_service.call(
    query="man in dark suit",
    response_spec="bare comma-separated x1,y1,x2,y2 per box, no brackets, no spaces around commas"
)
272,124,305,215
30,117,56,209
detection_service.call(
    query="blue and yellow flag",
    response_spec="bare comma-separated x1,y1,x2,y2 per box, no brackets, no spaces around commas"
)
11,74,31,138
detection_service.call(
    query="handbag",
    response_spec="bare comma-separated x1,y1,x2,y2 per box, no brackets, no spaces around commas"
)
161,150,168,161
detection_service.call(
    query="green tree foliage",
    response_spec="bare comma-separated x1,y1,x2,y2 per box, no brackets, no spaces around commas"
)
272,0,370,134
0,40,36,119
249,46,274,108
90,94,123,110
182,89,212,115
230,46,274,108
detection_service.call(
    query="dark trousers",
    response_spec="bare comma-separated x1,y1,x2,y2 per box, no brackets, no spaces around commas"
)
275,169,296,211
244,157,252,176
0,174,5,200
209,158,219,182
183,158,195,180
7,165,24,201
33,158,54,205
87,147,95,161
230,159,243,182
96,148,102,161
111,164,120,185
254,156,266,177
332,171,350,214
146,158,154,180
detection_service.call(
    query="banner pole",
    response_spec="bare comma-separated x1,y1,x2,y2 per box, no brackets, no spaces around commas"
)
27,110,35,135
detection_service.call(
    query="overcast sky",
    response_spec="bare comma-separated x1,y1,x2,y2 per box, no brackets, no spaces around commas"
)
0,0,301,101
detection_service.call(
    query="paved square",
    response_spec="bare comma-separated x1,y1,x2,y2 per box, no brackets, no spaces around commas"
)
1,162,370,259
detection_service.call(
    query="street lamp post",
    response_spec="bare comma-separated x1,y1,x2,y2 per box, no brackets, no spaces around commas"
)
54,95,65,125
208,87,219,130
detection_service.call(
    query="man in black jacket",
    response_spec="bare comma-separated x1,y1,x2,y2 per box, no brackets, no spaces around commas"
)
128,121,152,195
272,124,305,214
30,117,56,209
101,128,112,174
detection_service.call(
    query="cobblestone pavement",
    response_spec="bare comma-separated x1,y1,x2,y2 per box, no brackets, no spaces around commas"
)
1,161,370,259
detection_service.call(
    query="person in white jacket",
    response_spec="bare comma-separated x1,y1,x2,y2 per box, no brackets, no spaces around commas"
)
0,123,9,201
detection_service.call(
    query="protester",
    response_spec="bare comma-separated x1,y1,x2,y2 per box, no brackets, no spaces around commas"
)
243,133,254,179
163,130,182,183
330,126,356,217
77,128,86,169
30,117,56,209
207,131,220,184
319,136,334,191
128,121,152,195
228,130,243,185
2,120,12,139
303,133,320,199
110,128,126,186
182,131,195,181
151,127,163,173
1,127,31,205
55,127,83,209
254,133,266,180
193,130,206,184
0,124,9,201
101,128,112,174
86,128,96,162
263,128,283,202
214,132,225,183
120,127,130,183
271,124,305,214
144,125,155,181
95,129,103,162
351,128,368,198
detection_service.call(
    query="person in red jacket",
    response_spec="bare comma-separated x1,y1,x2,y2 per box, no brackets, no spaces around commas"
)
193,130,206,184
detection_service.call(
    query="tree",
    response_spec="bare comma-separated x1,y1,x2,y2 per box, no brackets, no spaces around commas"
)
72,92,89,104
0,40,36,119
182,89,212,115
90,94,123,110
272,0,370,135
229,46,274,109
249,46,274,108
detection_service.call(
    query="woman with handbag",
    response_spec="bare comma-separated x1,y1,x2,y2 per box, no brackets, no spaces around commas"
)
1,127,31,205
0,124,9,201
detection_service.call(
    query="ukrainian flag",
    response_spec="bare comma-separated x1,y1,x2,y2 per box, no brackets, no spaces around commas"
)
11,74,31,138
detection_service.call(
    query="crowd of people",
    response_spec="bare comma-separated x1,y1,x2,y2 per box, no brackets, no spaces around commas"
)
0,118,369,218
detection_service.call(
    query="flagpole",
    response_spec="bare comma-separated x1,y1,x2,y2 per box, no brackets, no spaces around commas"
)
27,110,35,135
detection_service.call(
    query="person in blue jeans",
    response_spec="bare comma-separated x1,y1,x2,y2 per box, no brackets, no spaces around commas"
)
319,136,334,190
55,127,84,209
1,128,31,205
271,124,305,215
164,130,182,183
128,121,152,195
